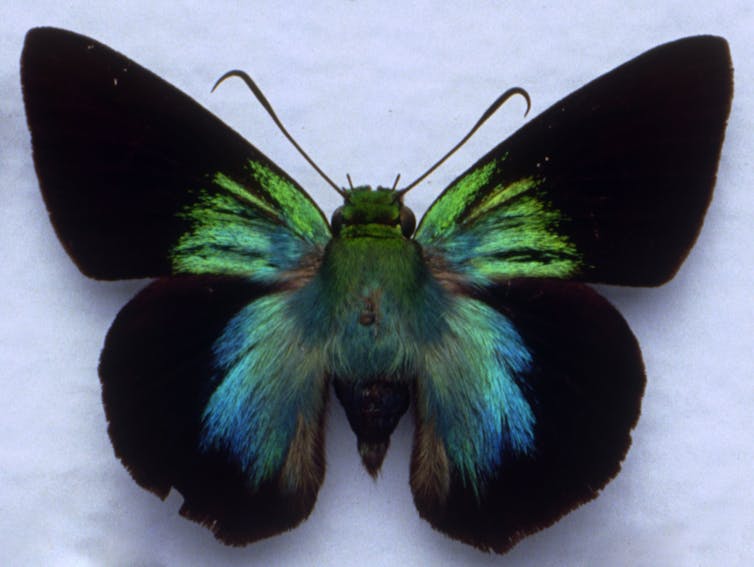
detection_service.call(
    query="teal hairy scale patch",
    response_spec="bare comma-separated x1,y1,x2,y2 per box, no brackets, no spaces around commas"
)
302,235,440,380
416,159,583,284
170,161,329,281
196,223,536,496
419,297,535,494
294,228,535,497
200,293,326,487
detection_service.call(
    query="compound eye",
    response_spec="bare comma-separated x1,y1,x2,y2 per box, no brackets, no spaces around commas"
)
331,206,345,236
399,206,416,237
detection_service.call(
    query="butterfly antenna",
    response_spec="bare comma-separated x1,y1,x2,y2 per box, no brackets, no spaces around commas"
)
391,174,401,190
213,70,347,196
397,87,530,195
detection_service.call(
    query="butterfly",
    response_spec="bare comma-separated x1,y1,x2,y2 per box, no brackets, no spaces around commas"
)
21,27,732,553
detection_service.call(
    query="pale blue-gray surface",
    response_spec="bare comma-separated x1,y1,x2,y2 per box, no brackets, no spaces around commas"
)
1,2,752,565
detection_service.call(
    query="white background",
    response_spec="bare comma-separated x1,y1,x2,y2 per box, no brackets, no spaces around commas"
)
1,2,752,566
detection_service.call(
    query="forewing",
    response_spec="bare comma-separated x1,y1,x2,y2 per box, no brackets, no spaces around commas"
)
21,27,330,282
415,36,732,286
99,277,329,543
411,280,644,552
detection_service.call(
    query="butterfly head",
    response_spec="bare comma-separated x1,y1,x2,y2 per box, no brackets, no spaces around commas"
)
331,186,416,238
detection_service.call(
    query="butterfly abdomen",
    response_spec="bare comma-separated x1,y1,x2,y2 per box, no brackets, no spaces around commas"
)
333,378,410,476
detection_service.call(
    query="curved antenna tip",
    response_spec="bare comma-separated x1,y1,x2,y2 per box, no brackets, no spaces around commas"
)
212,70,233,92
400,86,531,194
212,70,346,197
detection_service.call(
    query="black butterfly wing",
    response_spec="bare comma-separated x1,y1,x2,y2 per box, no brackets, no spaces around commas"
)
415,36,733,287
22,28,333,543
99,277,329,543
21,27,330,282
410,37,732,552
411,279,644,552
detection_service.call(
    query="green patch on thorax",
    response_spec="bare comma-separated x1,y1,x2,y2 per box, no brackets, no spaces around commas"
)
341,187,400,226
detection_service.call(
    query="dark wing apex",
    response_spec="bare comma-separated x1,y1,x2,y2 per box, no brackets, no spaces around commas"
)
416,36,733,287
21,27,330,280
